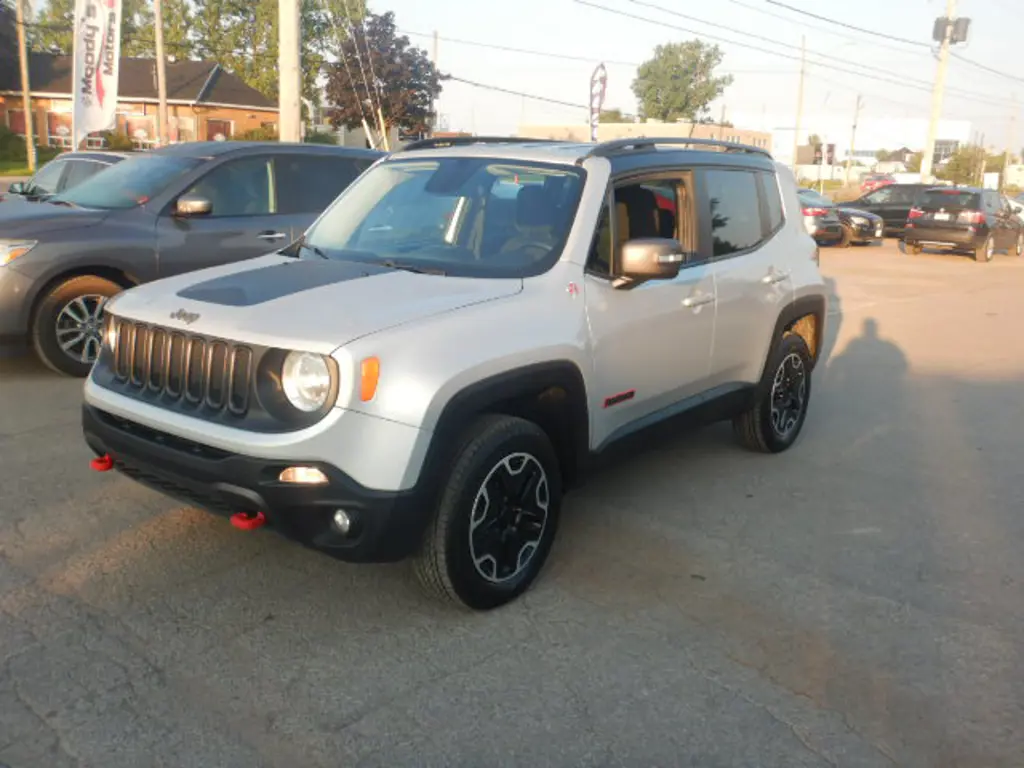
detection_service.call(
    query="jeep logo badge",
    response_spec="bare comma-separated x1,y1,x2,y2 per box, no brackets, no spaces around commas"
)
169,308,200,325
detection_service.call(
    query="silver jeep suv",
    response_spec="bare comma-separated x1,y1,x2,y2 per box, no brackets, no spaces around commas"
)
82,137,827,610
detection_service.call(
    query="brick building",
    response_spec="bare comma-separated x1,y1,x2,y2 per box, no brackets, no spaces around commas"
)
0,53,278,149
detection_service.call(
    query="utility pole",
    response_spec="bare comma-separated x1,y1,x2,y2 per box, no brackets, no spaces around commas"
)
920,0,956,182
792,35,805,171
1003,94,1016,191
153,0,169,146
430,30,439,137
977,132,986,187
15,0,36,171
278,0,302,142
845,94,862,185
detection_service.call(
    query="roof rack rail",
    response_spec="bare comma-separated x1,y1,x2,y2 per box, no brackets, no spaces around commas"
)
399,136,562,152
578,136,772,162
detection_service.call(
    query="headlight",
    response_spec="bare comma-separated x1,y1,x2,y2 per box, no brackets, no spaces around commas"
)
849,216,866,226
0,240,37,267
281,351,332,412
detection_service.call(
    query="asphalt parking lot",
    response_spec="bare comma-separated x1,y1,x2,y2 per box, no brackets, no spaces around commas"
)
1,240,1023,767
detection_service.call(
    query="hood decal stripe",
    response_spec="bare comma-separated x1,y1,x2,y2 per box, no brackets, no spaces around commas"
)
176,259,393,307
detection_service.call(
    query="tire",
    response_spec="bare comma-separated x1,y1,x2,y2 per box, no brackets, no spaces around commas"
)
974,236,994,263
1015,232,1023,257
414,414,562,610
837,225,852,248
733,333,813,454
31,275,122,377
909,243,923,255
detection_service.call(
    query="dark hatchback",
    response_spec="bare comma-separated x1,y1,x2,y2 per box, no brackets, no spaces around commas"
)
904,186,1024,263
0,151,130,203
799,188,883,247
839,183,932,236
0,141,382,375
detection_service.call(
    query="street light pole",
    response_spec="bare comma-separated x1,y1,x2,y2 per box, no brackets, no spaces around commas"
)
845,94,862,186
920,0,956,182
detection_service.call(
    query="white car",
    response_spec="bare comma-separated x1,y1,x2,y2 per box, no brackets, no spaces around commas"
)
82,136,828,610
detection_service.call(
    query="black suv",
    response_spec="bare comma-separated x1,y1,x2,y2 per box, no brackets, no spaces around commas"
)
0,141,382,375
903,186,1024,263
840,182,932,236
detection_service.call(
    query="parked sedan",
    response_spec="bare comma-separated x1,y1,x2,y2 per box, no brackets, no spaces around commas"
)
0,151,129,204
0,141,382,375
860,173,895,194
798,188,882,247
903,186,1024,262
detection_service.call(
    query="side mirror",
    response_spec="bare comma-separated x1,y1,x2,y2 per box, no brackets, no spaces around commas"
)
175,195,212,217
615,238,685,288
7,182,25,195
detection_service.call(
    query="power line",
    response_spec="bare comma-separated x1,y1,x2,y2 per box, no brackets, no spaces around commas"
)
401,29,793,74
573,0,1006,109
445,76,587,110
951,52,1024,87
763,0,929,47
722,0,924,56
764,0,1024,90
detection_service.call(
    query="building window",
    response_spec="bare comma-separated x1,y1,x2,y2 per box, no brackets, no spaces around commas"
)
6,109,25,135
47,112,73,148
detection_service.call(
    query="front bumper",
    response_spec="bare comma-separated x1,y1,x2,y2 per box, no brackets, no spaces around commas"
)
903,226,983,250
0,266,35,354
846,219,883,242
82,403,433,562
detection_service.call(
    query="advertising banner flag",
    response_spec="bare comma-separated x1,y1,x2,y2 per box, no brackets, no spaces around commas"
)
72,0,123,150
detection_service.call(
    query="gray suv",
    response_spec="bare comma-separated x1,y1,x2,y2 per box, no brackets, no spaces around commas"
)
0,141,382,375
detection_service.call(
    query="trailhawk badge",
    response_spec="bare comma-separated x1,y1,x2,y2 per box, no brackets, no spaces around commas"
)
169,308,200,325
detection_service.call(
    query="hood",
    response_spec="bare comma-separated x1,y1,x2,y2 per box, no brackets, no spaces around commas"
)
107,254,524,354
0,201,111,237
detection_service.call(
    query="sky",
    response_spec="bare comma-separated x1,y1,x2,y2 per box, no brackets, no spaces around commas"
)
377,0,1021,153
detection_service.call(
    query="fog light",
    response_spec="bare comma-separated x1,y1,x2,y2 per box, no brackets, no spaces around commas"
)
278,466,328,485
332,509,352,534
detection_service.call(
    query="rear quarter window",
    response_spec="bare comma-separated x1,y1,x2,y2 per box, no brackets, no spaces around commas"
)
921,190,980,209
758,172,785,234
703,169,765,257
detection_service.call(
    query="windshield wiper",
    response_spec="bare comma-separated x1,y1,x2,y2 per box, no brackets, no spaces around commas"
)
379,259,446,276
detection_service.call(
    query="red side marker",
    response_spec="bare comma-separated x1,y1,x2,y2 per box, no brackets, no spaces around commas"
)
230,511,267,531
90,454,114,472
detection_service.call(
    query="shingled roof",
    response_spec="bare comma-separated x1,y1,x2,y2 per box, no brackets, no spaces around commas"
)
0,53,275,110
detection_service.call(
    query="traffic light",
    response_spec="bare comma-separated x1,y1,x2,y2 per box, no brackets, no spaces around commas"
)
826,143,835,165
813,143,823,165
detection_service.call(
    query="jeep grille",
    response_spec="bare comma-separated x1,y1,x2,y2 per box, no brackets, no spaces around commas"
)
110,318,253,416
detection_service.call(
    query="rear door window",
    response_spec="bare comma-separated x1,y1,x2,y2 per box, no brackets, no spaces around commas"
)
275,154,368,215
61,160,106,191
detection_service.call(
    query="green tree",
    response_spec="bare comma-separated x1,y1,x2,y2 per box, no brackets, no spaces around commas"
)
807,133,822,148
324,11,443,135
874,148,891,162
0,0,15,69
631,40,733,123
599,108,624,123
32,0,157,56
936,145,985,185
906,152,923,172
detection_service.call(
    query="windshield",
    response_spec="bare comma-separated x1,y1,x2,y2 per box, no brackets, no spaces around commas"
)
298,157,586,278
921,190,980,209
53,155,200,209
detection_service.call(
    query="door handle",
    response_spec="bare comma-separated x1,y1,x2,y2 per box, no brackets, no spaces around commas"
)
761,268,791,285
257,231,287,241
682,293,714,308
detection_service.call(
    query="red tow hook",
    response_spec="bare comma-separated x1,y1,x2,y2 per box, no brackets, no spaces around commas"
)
230,511,267,531
90,454,114,472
